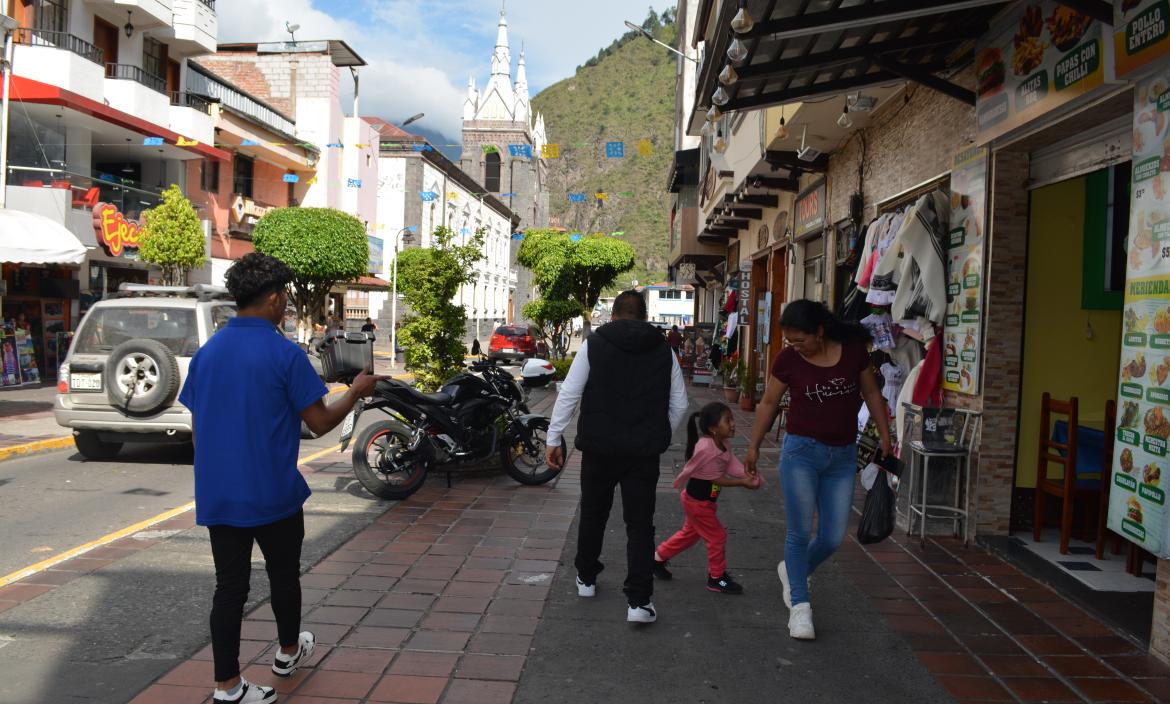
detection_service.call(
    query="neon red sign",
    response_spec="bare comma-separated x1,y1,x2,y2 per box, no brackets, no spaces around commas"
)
93,202,142,257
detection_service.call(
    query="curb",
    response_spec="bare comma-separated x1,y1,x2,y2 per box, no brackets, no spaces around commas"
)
0,436,75,464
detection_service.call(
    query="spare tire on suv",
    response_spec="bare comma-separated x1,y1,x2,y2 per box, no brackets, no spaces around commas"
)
105,339,181,415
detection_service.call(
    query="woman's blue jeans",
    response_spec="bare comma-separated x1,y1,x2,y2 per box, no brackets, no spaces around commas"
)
780,433,857,606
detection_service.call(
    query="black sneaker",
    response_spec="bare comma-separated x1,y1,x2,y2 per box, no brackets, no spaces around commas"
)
707,572,744,594
652,560,673,580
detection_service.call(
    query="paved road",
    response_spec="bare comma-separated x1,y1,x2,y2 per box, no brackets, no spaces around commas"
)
0,364,542,703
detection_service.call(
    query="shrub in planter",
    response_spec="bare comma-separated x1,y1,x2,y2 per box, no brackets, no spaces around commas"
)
551,358,574,380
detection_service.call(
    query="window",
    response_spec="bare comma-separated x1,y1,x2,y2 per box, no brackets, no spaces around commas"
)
142,37,167,82
35,0,69,34
233,155,254,198
658,290,682,300
211,305,237,333
484,151,501,192
686,291,694,300
200,159,219,194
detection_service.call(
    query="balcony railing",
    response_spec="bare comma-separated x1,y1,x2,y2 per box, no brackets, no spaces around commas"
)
106,63,166,94
6,165,165,216
170,91,212,115
14,28,103,66
198,0,216,7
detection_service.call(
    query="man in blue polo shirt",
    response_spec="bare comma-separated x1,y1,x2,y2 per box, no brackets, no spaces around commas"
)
180,253,379,704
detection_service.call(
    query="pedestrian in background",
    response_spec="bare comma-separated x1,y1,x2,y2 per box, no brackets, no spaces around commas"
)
744,299,891,641
547,291,688,624
181,253,381,704
654,401,760,594
667,324,682,354
361,317,377,341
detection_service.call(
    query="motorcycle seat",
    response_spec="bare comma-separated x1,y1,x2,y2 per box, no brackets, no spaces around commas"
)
404,386,453,406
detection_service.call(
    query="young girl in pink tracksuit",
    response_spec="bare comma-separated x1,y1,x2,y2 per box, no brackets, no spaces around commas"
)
653,401,761,594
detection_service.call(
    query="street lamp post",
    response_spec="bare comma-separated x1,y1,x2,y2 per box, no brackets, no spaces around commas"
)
389,225,416,367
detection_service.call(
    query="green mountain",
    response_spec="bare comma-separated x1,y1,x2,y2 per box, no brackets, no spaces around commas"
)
531,14,677,289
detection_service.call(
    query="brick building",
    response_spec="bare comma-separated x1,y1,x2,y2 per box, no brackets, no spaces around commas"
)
677,0,1170,665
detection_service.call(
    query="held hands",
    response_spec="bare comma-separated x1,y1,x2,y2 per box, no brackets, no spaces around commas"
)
744,446,760,476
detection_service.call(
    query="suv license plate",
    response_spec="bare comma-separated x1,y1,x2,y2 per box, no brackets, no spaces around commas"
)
340,410,356,440
503,348,515,353
70,373,102,391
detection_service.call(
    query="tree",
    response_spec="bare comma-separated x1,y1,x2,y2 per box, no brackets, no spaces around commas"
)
138,185,206,285
523,297,582,360
396,226,484,391
252,207,368,331
518,230,636,339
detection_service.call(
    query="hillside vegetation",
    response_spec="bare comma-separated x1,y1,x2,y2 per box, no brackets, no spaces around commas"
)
531,11,677,289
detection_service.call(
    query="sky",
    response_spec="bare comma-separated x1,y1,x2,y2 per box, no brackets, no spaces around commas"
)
218,0,673,142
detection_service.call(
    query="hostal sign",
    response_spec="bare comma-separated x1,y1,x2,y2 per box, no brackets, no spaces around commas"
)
93,203,142,258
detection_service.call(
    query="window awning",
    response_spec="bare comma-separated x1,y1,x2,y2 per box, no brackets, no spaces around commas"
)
0,209,87,265
693,0,1014,132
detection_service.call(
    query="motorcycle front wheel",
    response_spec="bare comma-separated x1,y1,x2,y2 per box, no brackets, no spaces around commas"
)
501,417,558,485
352,420,429,500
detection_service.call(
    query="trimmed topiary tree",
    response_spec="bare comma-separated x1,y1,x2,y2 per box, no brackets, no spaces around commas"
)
252,207,368,331
396,226,485,390
138,184,206,285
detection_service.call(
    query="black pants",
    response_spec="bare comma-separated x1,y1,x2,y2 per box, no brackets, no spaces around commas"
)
208,510,305,682
574,452,660,607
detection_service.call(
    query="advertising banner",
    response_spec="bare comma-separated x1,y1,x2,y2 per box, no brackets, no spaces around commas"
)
1115,0,1170,79
976,2,1110,144
1108,68,1170,557
943,146,989,396
794,180,826,239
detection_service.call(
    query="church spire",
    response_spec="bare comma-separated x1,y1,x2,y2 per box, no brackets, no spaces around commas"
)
490,6,511,78
514,45,530,124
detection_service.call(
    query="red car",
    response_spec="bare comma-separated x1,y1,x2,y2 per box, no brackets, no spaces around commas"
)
488,324,548,362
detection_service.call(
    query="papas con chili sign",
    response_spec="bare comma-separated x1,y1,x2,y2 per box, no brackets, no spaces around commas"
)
92,202,142,257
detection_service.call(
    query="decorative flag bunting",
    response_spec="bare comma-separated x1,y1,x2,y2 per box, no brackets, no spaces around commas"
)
611,231,625,237
420,191,438,202
511,233,525,240
412,144,433,152
347,179,362,188
143,137,163,146
482,145,499,154
568,193,586,202
636,139,653,157
283,173,300,183
499,192,517,198
176,137,199,147
605,142,624,158
241,139,261,147
595,192,608,201
327,142,343,148
541,143,560,159
619,191,635,197
446,192,459,201
460,227,470,235
570,234,583,241
307,177,318,185
508,144,532,158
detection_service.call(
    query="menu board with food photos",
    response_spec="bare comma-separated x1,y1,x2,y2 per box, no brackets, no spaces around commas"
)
943,146,989,396
1108,70,1170,557
976,2,1109,144
1115,0,1170,79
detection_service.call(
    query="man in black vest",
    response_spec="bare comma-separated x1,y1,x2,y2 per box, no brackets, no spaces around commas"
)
547,291,688,623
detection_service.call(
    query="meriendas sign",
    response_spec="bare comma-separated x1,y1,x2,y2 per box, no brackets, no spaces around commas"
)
93,202,142,258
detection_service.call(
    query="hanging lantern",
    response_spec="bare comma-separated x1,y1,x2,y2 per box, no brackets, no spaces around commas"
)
706,104,723,122
727,38,749,63
730,2,755,34
718,64,738,86
712,86,730,106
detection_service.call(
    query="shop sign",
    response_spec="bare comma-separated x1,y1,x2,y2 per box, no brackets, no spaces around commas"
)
92,203,142,258
794,180,825,239
367,235,384,275
1115,0,1170,79
942,146,989,396
229,196,272,228
1108,68,1170,558
976,2,1110,144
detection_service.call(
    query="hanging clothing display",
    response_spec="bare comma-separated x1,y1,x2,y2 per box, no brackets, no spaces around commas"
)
861,312,895,351
869,191,951,327
880,362,905,416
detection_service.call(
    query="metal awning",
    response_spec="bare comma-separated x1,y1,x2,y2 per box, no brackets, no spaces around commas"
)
667,148,701,193
695,0,1014,126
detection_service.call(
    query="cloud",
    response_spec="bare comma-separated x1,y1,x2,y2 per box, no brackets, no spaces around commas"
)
215,0,674,138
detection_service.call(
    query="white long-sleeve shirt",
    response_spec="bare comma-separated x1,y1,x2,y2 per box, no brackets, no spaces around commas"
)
547,338,689,448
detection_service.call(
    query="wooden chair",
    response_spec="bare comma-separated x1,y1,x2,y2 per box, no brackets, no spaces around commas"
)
1034,393,1101,554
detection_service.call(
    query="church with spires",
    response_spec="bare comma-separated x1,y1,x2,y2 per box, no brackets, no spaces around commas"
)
460,7,550,235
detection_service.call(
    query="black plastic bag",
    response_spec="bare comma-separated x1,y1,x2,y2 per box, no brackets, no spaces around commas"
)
857,470,896,545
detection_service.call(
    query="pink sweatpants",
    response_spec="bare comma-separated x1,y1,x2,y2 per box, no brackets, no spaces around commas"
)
656,491,727,578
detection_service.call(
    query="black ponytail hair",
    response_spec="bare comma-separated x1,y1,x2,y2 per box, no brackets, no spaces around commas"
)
778,299,871,345
685,401,733,459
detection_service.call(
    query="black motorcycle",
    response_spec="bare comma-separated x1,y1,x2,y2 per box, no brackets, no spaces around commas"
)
339,359,557,500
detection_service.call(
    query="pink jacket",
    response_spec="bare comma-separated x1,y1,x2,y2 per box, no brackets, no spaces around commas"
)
673,437,747,489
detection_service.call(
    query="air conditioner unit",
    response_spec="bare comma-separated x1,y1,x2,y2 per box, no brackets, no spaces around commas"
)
797,145,822,162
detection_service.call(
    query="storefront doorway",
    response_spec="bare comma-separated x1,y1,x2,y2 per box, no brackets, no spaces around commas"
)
1012,163,1153,640
1,264,78,385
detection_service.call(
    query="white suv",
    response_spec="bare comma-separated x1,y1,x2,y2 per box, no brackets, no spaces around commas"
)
55,284,237,460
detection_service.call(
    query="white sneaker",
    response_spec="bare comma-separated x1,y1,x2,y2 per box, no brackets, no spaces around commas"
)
271,631,315,677
788,603,816,640
627,602,657,623
777,561,810,611
212,678,277,704
576,575,596,598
